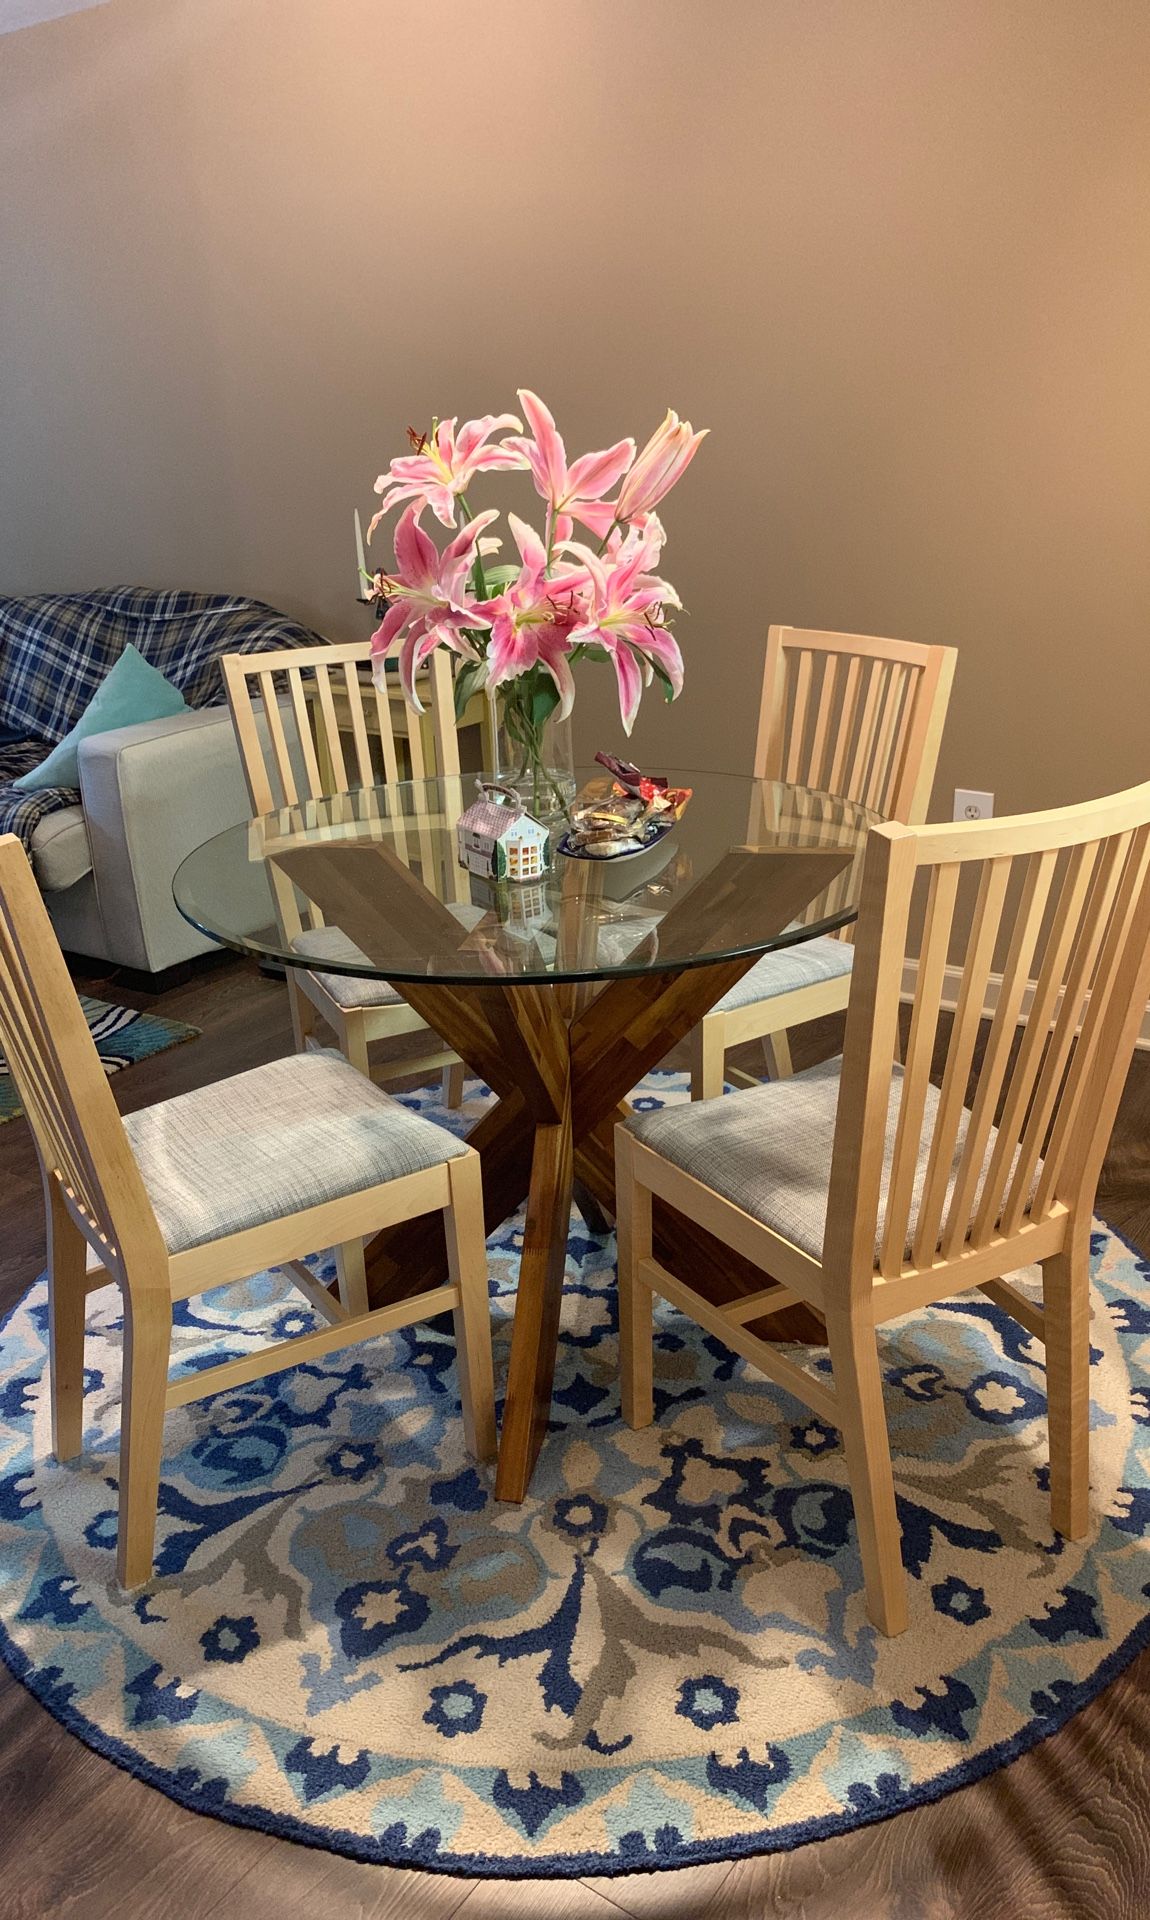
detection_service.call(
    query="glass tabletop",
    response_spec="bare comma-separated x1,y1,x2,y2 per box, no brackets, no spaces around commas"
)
173,769,882,987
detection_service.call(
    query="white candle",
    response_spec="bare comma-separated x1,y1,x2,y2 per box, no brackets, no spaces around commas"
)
354,508,368,599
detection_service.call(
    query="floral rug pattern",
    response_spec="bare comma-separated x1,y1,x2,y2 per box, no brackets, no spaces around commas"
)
0,1072,1149,1878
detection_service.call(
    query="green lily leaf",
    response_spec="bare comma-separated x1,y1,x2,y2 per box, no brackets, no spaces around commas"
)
453,657,488,722
530,678,561,730
642,652,679,705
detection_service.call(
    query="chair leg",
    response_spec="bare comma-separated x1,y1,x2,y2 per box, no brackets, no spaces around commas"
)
689,1015,726,1102
443,1156,496,1462
616,1131,655,1429
1043,1237,1092,1539
762,1030,794,1080
287,974,316,1054
340,1016,372,1081
116,1283,172,1589
46,1181,88,1463
825,1305,908,1636
443,1061,465,1109
334,1237,370,1317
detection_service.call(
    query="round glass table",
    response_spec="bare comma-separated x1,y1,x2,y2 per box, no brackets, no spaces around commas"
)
175,769,881,1500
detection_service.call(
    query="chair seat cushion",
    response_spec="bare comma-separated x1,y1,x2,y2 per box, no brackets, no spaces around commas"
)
123,1048,467,1254
711,935,853,1015
291,904,488,1012
626,1055,1028,1264
291,927,405,1011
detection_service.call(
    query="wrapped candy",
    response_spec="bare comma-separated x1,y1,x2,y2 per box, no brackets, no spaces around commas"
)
563,762,692,858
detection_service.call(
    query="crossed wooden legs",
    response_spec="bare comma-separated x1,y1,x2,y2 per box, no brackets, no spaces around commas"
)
363,960,828,1501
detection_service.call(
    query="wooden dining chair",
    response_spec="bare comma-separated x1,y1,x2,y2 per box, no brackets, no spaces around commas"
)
0,833,495,1587
223,640,467,1104
689,626,957,1099
619,779,1150,1634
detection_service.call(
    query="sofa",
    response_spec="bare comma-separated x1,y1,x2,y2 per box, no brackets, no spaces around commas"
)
0,588,323,980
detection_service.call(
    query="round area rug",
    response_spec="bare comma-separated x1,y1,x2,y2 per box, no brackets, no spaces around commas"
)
2,1072,1150,1879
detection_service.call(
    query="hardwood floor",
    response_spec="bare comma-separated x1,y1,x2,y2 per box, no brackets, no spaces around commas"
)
2,953,1150,1919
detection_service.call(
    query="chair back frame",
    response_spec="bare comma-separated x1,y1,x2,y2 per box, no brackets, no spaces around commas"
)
222,639,463,945
754,625,957,826
824,782,1150,1306
0,836,166,1287
222,639,461,818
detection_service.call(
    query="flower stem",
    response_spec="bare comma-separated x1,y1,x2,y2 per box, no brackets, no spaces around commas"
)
459,492,489,603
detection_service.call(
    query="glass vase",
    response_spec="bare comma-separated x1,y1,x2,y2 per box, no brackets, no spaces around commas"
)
489,674,576,828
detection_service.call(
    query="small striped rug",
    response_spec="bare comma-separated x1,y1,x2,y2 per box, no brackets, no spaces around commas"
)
0,995,199,1123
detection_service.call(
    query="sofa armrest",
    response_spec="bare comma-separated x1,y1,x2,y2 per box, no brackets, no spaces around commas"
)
76,706,252,973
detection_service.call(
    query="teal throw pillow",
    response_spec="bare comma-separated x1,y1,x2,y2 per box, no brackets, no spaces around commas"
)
12,644,188,791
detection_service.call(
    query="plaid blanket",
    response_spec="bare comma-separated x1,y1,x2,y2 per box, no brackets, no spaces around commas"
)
0,588,323,854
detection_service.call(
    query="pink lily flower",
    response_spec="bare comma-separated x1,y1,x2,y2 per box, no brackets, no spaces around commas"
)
614,409,708,522
505,390,635,542
563,520,684,734
370,413,526,531
472,513,584,718
369,504,497,710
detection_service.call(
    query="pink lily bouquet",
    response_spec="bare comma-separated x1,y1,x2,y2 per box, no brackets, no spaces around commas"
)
365,390,706,820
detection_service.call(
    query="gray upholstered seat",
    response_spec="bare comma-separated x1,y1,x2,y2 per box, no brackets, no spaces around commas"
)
291,926,405,1011
292,904,489,1012
710,934,853,1015
626,1054,1028,1264
123,1048,467,1253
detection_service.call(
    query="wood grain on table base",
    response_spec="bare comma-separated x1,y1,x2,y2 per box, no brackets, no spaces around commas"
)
2,959,1150,1917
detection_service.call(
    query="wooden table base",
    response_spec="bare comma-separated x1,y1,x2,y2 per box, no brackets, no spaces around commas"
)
272,839,849,1502
362,952,842,1499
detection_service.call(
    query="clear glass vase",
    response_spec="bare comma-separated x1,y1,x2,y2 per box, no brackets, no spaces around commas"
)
489,674,576,828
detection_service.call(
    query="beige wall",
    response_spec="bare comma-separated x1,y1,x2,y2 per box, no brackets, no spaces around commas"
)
2,0,1148,820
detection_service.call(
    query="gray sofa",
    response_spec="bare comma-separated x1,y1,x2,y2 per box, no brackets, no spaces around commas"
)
32,706,257,976
0,587,327,979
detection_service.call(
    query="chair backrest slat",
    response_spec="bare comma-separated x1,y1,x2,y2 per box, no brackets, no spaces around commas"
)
755,626,957,827
807,650,838,790
826,655,863,796
784,649,813,783
845,657,885,803
878,860,959,1276
258,670,299,809
938,847,1058,1258
312,663,349,792
909,855,1012,1269
830,780,1150,1297
1033,825,1150,1218
340,660,376,789
286,668,324,800
373,676,404,786
997,833,1130,1238
0,837,163,1274
223,639,465,940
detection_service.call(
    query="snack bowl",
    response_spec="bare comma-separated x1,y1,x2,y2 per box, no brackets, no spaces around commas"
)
555,818,679,898
555,817,676,862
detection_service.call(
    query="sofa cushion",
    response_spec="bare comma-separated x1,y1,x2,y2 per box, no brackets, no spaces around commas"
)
29,806,92,892
13,646,188,792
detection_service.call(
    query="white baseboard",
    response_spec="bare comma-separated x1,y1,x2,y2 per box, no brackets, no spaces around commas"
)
899,959,1150,1052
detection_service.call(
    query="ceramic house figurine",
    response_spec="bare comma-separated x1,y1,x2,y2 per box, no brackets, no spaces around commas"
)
456,796,551,882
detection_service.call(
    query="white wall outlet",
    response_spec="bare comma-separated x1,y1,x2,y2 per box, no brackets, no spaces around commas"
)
953,788,994,822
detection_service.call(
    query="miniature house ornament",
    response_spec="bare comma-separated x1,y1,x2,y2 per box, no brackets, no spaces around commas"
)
456,788,551,883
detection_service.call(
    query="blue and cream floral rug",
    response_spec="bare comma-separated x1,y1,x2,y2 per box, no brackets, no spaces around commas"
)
1,1070,1149,1879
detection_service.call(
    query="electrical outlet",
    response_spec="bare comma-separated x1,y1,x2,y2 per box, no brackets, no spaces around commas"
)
953,788,994,822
